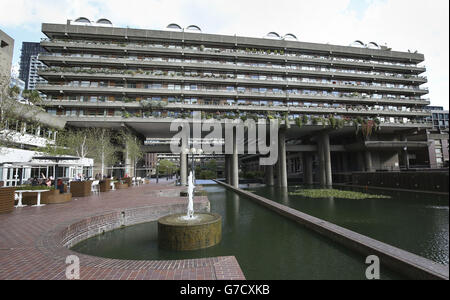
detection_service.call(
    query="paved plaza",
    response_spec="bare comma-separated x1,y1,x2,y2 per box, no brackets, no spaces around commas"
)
0,182,245,280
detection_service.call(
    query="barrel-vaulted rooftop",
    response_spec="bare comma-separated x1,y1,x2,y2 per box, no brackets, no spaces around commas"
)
41,23,425,64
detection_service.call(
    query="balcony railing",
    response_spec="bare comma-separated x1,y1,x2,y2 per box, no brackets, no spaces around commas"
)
41,38,425,71
37,80,431,101
38,54,426,89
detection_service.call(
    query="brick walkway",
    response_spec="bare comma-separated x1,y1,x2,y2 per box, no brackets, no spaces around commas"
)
0,182,245,280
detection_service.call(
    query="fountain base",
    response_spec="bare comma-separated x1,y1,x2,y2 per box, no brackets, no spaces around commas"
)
158,213,222,251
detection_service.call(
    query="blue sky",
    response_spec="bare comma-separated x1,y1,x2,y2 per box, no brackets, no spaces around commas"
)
1,0,448,108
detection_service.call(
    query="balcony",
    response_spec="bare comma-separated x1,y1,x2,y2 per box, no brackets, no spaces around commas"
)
39,54,429,87
41,38,427,74
36,79,431,106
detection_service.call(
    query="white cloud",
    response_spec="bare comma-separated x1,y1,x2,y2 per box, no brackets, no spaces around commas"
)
1,0,448,108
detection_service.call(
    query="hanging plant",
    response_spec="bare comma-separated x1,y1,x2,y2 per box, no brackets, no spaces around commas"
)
359,119,380,138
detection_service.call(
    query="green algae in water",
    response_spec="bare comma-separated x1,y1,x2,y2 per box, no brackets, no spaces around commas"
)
289,189,391,200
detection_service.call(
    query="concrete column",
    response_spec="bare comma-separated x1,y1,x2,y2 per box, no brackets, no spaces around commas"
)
180,152,187,186
303,152,313,185
265,164,274,186
365,151,374,172
321,133,333,187
278,129,288,187
317,138,326,187
231,134,239,188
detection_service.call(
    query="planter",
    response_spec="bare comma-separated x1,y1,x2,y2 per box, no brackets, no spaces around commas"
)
0,187,15,214
46,193,72,204
99,179,112,193
115,183,129,190
70,181,93,197
22,189,55,205
123,177,132,186
22,190,72,205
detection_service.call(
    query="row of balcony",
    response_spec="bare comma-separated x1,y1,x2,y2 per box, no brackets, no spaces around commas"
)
55,109,432,129
41,38,426,73
38,63,427,87
36,82,430,104
42,100,431,118
39,53,428,83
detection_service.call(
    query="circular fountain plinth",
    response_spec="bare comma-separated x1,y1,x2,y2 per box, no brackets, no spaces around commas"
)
158,213,222,251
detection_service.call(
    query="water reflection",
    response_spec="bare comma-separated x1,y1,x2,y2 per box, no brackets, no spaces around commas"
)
246,185,449,266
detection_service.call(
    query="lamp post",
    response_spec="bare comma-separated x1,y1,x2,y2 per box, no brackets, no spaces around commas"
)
156,161,160,183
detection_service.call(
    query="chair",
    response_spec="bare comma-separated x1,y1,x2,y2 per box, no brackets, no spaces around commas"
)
91,180,100,195
110,181,116,191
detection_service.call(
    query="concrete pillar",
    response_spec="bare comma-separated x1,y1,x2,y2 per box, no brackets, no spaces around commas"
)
278,129,288,187
365,151,374,172
265,164,274,186
303,152,313,185
357,152,365,171
231,134,239,188
317,138,326,187
180,152,187,186
321,133,333,187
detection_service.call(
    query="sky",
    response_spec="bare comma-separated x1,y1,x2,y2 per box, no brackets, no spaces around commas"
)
0,0,448,108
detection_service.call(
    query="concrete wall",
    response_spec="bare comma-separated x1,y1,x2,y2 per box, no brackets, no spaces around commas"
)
352,171,449,193
0,30,14,78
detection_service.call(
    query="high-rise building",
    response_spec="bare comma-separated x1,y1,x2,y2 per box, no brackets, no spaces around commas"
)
0,30,14,78
424,106,449,131
19,42,47,89
36,19,437,181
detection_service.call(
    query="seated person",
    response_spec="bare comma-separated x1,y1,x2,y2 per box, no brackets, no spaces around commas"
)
31,177,39,186
45,179,52,187
56,179,64,194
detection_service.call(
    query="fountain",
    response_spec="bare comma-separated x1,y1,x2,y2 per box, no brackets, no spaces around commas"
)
157,171,222,251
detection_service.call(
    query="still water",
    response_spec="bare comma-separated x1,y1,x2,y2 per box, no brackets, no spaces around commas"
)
72,185,405,280
244,185,449,266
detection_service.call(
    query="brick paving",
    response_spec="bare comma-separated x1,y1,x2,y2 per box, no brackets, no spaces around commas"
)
0,182,245,280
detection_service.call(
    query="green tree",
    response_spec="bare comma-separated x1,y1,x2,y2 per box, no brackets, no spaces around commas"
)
1,73,44,149
158,159,176,175
119,130,144,177
56,128,97,159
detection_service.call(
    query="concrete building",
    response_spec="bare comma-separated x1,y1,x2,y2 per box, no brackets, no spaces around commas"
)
425,106,449,131
422,106,449,168
0,30,14,78
19,42,47,89
36,20,434,186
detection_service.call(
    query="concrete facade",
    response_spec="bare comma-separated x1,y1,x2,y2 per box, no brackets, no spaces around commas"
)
34,21,438,186
0,30,14,78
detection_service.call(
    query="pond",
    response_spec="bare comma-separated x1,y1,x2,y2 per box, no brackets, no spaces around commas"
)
72,185,406,279
244,185,449,266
